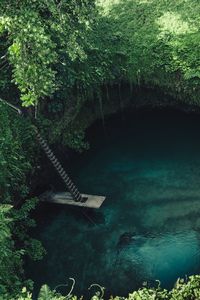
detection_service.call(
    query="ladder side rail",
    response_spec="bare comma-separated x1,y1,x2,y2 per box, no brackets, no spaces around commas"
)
35,131,83,202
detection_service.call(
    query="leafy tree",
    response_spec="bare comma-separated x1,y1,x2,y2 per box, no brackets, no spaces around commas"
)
0,200,46,300
0,102,36,203
99,0,200,104
0,205,31,299
0,0,95,106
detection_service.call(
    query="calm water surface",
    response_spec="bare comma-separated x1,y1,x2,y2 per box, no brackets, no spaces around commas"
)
27,109,200,297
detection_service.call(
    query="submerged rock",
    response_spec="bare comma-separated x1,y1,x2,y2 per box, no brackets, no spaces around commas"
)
117,232,136,249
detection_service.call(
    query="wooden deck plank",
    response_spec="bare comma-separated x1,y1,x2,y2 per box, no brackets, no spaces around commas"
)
40,191,106,208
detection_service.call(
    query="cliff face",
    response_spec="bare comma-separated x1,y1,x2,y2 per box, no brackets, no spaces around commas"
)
55,83,199,152
42,0,200,150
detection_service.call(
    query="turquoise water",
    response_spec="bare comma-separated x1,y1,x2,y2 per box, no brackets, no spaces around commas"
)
28,109,200,297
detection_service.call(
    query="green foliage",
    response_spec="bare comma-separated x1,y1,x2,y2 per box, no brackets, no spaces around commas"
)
25,238,46,261
63,127,89,152
37,285,66,300
0,0,95,106
1,0,200,149
5,275,200,300
0,204,28,298
99,0,200,104
8,11,57,106
12,198,46,261
0,103,36,203
0,200,46,299
0,0,127,149
0,102,45,298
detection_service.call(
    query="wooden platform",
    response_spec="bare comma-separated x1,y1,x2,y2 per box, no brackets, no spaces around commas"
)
40,191,106,208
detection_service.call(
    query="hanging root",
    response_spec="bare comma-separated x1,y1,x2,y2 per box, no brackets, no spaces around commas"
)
54,277,75,298
66,278,75,297
88,283,105,299
97,91,105,131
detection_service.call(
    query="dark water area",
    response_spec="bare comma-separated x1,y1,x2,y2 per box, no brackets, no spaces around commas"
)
27,108,200,298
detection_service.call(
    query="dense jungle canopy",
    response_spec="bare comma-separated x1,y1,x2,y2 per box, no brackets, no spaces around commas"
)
0,0,200,299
